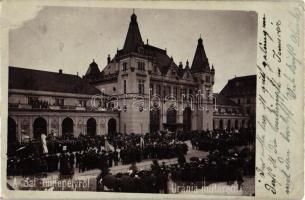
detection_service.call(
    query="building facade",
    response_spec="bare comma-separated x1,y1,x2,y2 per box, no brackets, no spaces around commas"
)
213,93,250,130
8,67,119,143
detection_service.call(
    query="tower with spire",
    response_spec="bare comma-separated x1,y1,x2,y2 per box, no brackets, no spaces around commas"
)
115,10,151,134
122,11,144,53
190,36,215,130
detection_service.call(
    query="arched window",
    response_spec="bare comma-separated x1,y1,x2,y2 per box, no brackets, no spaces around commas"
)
8,117,17,143
219,119,224,130
108,118,117,138
33,117,47,139
227,119,231,130
150,109,160,133
248,120,251,129
235,119,239,129
166,107,177,124
87,118,97,136
183,107,192,131
241,119,245,128
62,117,74,136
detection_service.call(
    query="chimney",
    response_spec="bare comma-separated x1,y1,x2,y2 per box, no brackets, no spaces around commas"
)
59,69,63,74
179,62,183,69
107,54,111,64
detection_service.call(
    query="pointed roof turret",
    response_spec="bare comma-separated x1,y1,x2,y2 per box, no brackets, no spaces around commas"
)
178,61,183,69
191,36,210,73
85,59,100,77
185,60,190,70
123,11,144,53
211,64,215,74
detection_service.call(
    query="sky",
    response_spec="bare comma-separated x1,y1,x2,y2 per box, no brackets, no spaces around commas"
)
9,6,258,92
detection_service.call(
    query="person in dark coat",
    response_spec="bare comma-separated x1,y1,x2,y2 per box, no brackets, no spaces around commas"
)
178,153,186,166
69,152,75,170
120,174,136,192
60,153,72,176
236,167,244,190
75,152,80,168
108,151,113,168
113,150,119,166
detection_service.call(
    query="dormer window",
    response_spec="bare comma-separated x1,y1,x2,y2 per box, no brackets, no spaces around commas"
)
153,66,158,72
137,61,145,71
122,62,128,71
138,46,144,53
171,70,176,76
206,75,210,82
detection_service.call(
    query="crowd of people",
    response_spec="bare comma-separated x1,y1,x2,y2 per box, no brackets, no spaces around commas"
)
97,145,255,193
177,128,255,151
7,132,188,177
7,128,255,193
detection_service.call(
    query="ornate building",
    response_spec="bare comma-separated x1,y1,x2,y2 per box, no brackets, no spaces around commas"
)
84,12,215,134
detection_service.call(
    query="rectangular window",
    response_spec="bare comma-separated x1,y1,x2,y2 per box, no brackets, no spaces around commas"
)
153,66,157,72
137,62,145,70
150,84,154,96
206,90,210,99
174,87,178,98
156,85,161,96
55,98,64,106
28,96,38,105
181,88,187,100
123,80,127,94
78,99,86,107
138,80,145,94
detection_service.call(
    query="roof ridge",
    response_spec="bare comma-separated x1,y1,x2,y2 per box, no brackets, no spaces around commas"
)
9,66,101,95
9,66,80,77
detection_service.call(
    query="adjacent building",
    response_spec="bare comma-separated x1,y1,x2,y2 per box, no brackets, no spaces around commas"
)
8,67,119,143
217,75,256,129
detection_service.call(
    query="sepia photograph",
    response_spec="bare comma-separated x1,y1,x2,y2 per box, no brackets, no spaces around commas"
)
6,6,258,196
